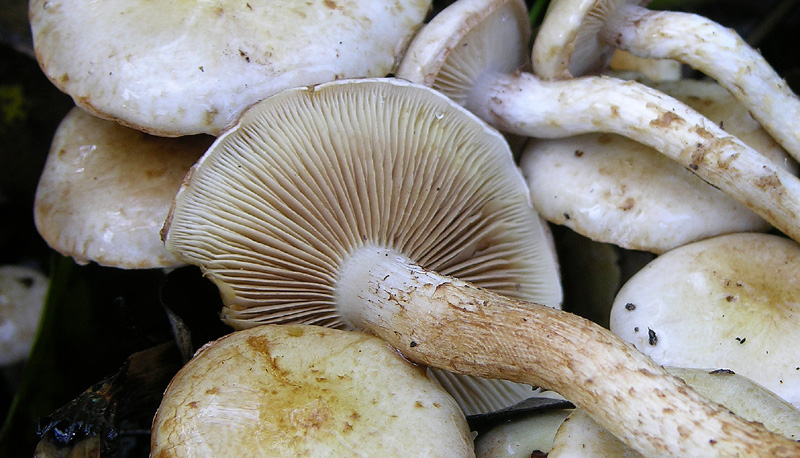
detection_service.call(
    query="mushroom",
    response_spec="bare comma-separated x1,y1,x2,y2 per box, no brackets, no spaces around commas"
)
0,264,48,366
28,0,431,136
520,79,798,253
395,0,800,244
150,324,474,457
548,368,800,458
33,107,210,268
474,392,573,458
162,77,800,457
531,0,800,161
609,232,800,407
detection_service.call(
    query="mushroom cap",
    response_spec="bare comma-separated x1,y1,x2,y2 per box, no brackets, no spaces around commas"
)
150,324,474,457
34,107,210,268
609,232,800,407
520,79,797,253
162,77,562,415
531,0,646,79
474,395,573,457
30,0,431,136
163,77,561,327
548,367,800,457
396,0,530,112
0,265,48,365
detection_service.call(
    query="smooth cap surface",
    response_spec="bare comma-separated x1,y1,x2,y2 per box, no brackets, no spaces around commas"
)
30,0,431,136
34,107,210,268
609,232,800,407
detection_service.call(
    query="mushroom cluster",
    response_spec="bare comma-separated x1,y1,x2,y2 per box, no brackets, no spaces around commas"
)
18,0,800,457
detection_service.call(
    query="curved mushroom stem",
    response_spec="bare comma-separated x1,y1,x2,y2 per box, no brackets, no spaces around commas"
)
602,3,800,161
335,246,800,458
471,71,800,243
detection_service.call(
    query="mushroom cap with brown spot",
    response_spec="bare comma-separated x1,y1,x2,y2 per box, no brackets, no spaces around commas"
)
609,233,800,407
151,324,474,457
30,0,431,136
34,107,210,268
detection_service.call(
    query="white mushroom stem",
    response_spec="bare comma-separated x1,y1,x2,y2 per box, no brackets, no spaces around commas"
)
468,71,800,243
601,3,800,160
335,246,800,458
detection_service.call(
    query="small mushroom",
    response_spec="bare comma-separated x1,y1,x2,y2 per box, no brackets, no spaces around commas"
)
531,0,800,161
0,264,48,366
162,77,800,457
395,0,800,244
520,79,798,253
33,107,210,268
29,0,431,136
548,368,800,458
609,232,800,407
150,324,474,457
474,393,573,458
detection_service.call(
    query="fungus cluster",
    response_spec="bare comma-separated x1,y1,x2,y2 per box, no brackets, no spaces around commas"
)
21,0,800,457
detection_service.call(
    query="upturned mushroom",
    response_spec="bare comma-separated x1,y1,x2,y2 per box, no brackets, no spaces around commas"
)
29,0,431,136
531,0,800,161
33,107,210,268
520,79,797,253
609,232,800,407
395,0,800,244
548,368,800,458
162,77,800,457
151,324,474,457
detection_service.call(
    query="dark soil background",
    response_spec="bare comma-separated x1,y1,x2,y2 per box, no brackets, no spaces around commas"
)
1,0,798,456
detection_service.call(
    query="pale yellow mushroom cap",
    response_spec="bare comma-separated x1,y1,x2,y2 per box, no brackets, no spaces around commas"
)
610,233,800,407
151,324,473,457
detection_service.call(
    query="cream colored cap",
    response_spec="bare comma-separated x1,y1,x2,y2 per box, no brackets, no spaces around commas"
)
30,0,431,136
151,324,473,457
34,107,210,268
609,233,800,407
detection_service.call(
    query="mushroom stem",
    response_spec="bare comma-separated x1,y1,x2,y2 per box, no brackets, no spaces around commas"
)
602,3,800,160
335,246,800,458
472,71,800,243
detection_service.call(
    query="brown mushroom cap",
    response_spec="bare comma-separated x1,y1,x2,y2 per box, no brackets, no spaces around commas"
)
34,107,210,268
151,324,474,457
29,0,431,136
